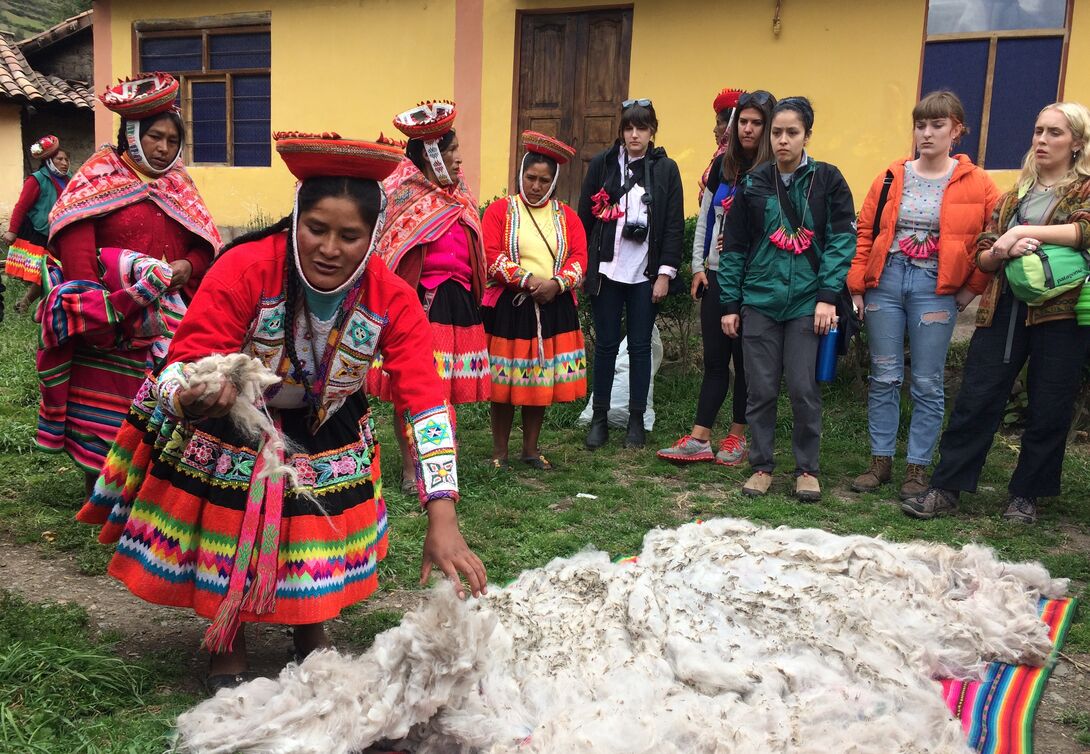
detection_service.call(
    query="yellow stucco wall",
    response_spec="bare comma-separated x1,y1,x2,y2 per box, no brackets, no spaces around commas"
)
107,0,456,228
482,0,930,214
0,103,25,223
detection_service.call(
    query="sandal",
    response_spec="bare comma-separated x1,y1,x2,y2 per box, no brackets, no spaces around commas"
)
205,671,259,694
488,458,510,469
521,453,554,471
400,478,417,495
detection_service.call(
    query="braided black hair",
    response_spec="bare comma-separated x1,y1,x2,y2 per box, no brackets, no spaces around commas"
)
773,96,815,133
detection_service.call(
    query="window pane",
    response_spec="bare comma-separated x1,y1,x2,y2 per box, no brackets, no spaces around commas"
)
191,81,227,163
920,40,989,163
209,32,271,70
140,36,202,72
232,75,271,166
927,0,1066,34
986,37,1063,169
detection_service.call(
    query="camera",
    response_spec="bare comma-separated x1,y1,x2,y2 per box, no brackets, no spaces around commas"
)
621,222,648,242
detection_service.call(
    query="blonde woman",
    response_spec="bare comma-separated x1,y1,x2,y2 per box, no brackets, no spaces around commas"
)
905,102,1090,524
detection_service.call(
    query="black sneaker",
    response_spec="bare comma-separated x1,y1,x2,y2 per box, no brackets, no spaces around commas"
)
1002,496,1038,524
901,487,959,520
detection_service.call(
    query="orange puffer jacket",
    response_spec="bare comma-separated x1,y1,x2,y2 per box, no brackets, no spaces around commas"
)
848,155,1001,295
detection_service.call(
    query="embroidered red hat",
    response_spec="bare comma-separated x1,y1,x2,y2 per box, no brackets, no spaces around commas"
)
392,101,457,141
100,73,180,119
274,131,403,181
29,135,60,160
522,130,576,165
713,88,745,114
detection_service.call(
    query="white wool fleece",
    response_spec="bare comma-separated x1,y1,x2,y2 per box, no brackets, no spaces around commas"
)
175,518,1066,754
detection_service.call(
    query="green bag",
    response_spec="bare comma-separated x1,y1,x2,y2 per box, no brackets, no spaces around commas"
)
1005,243,1090,306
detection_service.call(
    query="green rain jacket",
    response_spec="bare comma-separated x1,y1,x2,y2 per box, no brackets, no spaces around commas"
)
718,157,856,322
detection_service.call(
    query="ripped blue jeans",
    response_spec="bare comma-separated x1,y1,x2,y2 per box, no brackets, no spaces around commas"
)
863,254,958,465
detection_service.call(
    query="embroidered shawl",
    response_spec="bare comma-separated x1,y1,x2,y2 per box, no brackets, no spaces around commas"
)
376,158,482,273
48,146,222,252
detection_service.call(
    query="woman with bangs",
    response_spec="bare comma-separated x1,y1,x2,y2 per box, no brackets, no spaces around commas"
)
658,90,776,466
578,98,685,450
906,101,1090,524
848,91,1000,501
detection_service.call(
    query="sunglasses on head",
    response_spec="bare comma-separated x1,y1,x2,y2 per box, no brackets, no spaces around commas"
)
738,91,773,108
622,98,652,110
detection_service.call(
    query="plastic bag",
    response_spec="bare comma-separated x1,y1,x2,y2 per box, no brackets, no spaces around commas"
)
578,324,663,430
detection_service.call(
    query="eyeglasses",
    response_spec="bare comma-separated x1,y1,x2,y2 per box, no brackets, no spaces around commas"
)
738,91,774,109
622,98,652,110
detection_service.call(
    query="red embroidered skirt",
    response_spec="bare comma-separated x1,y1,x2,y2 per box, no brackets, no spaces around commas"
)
483,289,587,406
368,280,490,405
77,379,389,626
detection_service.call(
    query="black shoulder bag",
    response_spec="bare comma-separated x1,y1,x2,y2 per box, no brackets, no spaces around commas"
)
776,164,860,355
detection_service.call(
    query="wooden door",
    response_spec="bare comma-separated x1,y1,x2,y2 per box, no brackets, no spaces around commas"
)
515,9,633,206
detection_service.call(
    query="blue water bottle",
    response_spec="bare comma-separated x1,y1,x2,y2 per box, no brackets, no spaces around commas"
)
815,325,839,383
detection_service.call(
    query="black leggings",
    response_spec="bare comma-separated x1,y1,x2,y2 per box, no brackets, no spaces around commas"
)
695,273,746,428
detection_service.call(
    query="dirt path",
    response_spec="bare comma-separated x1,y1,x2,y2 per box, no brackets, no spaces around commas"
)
0,537,422,693
2,538,1087,750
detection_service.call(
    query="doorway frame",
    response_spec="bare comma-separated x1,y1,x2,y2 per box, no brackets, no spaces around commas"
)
509,5,635,198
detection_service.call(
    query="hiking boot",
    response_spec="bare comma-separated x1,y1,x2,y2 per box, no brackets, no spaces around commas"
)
851,456,892,493
742,471,772,497
901,487,959,520
1002,496,1038,524
585,409,609,450
795,473,821,502
657,435,714,463
715,434,748,466
624,411,646,449
900,464,930,501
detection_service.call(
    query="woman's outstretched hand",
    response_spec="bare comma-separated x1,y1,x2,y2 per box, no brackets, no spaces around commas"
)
421,498,487,599
178,377,238,419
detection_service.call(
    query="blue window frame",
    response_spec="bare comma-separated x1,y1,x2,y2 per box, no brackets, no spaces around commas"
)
920,1,1070,169
139,27,271,167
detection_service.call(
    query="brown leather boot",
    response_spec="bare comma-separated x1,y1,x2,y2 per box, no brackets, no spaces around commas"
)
900,464,929,501
850,456,892,492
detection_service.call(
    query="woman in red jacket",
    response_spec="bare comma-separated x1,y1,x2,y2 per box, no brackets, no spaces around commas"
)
849,91,999,500
41,73,219,494
2,135,70,314
481,131,588,469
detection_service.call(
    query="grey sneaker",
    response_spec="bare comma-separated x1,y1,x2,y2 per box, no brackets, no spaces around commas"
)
715,434,748,466
901,487,959,519
657,435,714,463
1002,496,1038,524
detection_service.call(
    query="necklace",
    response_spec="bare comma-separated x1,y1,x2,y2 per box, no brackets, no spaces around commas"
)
769,172,817,255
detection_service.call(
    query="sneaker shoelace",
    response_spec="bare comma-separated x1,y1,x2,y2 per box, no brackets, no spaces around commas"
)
719,435,744,453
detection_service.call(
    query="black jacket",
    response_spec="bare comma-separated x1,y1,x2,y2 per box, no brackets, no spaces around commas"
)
577,142,685,296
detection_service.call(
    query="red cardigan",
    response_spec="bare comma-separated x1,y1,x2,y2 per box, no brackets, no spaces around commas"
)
52,200,213,299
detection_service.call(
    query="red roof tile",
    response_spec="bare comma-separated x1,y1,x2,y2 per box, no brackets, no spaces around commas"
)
0,31,91,110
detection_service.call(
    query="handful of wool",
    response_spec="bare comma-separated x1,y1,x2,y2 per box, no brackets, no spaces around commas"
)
176,353,295,485
175,518,1066,754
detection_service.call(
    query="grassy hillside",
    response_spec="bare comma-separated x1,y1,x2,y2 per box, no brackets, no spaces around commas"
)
0,0,90,41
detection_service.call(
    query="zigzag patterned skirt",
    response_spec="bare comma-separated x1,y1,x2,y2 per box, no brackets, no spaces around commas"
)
5,223,46,285
368,279,490,405
77,378,388,626
483,289,587,406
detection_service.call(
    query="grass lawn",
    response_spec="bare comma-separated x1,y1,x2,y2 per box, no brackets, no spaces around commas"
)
1,280,1088,750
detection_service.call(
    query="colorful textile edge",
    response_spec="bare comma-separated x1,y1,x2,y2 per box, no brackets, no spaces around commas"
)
406,403,458,503
940,597,1077,754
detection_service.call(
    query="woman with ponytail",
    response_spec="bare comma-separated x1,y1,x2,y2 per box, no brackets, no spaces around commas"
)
76,132,486,691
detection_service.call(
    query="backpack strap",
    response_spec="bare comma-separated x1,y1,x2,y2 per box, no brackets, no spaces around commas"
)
872,169,894,240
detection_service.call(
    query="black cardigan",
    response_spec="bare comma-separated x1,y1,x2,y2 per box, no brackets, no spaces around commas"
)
576,142,685,296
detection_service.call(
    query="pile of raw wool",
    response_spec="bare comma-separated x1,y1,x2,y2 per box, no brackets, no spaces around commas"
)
176,518,1066,754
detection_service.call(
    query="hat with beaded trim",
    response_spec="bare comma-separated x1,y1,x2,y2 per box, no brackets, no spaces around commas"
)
521,130,575,165
713,88,745,115
29,135,60,160
274,131,403,182
100,73,180,119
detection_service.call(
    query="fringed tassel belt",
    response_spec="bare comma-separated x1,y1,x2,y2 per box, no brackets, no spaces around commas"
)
513,292,546,367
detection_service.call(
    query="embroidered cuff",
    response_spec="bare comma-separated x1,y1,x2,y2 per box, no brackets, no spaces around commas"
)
155,361,190,419
129,262,173,308
406,404,459,505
